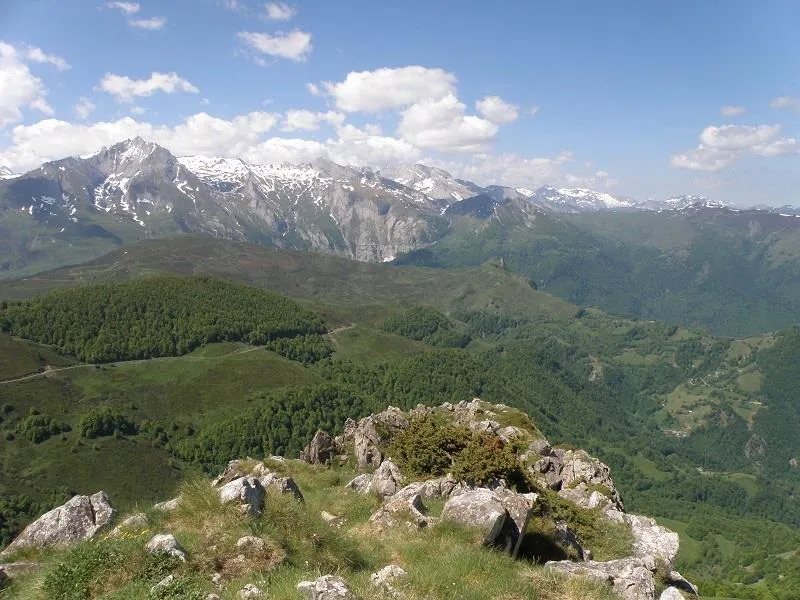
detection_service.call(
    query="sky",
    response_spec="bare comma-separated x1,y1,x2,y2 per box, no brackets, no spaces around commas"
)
1,0,799,206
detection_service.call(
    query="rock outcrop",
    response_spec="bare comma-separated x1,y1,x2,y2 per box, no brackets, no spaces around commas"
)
548,557,656,600
346,459,405,498
218,476,266,515
440,487,537,558
297,575,356,599
369,494,433,531
0,492,114,555
146,533,186,561
300,430,337,465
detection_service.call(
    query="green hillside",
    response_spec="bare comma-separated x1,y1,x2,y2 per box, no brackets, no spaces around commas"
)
2,239,800,597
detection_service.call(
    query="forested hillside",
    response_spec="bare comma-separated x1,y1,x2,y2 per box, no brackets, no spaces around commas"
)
2,241,800,597
0,276,327,362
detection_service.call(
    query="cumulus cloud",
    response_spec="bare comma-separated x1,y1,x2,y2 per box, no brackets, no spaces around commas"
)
98,71,199,102
265,2,296,21
720,105,745,117
671,124,798,171
129,16,167,30
0,111,281,170
237,30,313,62
0,42,54,128
435,150,575,188
281,109,344,131
74,97,96,119
475,96,518,124
21,45,70,71
306,82,321,96
397,94,498,153
324,66,457,112
105,1,140,14
770,96,800,111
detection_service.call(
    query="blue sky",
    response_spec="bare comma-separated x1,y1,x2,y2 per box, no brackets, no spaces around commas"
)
1,0,799,205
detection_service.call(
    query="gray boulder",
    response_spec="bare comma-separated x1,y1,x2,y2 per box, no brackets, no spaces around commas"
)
297,575,356,599
659,588,685,600
345,473,374,494
547,557,655,600
353,416,383,469
219,476,266,515
151,574,175,594
371,564,408,596
146,533,186,561
370,459,405,498
109,513,149,538
239,583,267,599
1,492,114,555
393,476,466,502
440,487,537,558
370,494,433,531
625,514,680,567
259,473,305,502
300,430,337,465
154,497,181,512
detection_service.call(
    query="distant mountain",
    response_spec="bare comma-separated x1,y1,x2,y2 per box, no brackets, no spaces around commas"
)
0,166,17,180
380,163,477,202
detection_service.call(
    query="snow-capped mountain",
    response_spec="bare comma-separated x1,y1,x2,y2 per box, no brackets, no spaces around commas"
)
381,163,477,203
0,166,17,180
530,186,638,212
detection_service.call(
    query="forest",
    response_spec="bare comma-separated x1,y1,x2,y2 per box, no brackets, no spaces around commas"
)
0,276,327,363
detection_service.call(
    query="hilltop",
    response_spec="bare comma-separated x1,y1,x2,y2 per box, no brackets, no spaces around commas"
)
0,401,693,600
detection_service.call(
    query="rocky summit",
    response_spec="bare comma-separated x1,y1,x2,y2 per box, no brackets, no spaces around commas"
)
0,399,697,599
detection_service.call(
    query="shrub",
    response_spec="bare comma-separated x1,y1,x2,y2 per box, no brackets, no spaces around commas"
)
452,432,525,487
387,415,471,478
78,408,137,439
15,413,71,444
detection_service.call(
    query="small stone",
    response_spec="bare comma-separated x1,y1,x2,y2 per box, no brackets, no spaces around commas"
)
154,497,181,512
321,511,344,526
236,535,266,553
297,575,355,599
146,533,186,561
239,583,267,599
150,574,175,594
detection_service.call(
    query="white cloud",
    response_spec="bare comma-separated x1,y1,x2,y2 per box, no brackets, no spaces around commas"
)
699,124,781,150
98,71,199,102
324,66,457,113
130,106,146,115
22,45,70,71
265,2,296,21
74,97,96,119
770,96,800,111
397,94,498,153
529,104,540,116
436,150,575,188
129,16,167,30
0,42,53,128
106,1,140,15
0,111,280,171
306,82,321,96
281,109,344,131
475,96,518,124
671,124,798,171
237,30,313,62
720,105,745,117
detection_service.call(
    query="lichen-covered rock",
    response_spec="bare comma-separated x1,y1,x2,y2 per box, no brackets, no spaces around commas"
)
625,514,680,567
370,494,433,531
370,459,405,498
371,564,408,597
440,487,536,557
219,476,266,515
300,430,338,465
239,583,267,599
0,492,114,555
297,574,355,599
259,473,305,502
547,557,655,600
146,533,186,561
151,574,175,594
345,473,373,494
236,536,266,553
393,475,467,502
154,497,181,512
659,588,686,600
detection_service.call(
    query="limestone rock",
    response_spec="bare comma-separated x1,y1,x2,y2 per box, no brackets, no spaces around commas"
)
146,533,186,561
371,564,408,597
297,575,355,599
300,430,337,465
353,417,383,469
239,583,267,599
0,561,39,579
369,494,433,531
393,476,465,502
345,473,373,494
154,497,181,512
547,557,655,600
321,511,343,527
625,514,680,567
1,492,114,555
370,459,405,498
440,487,536,558
666,570,699,596
110,513,148,538
259,473,305,502
553,520,591,561
151,574,175,594
659,588,685,600
219,476,266,515
236,536,266,553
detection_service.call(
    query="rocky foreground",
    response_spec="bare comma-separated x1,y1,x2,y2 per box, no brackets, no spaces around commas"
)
0,400,697,600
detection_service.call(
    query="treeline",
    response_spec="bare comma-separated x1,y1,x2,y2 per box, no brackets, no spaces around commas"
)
0,276,327,363
381,307,470,348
